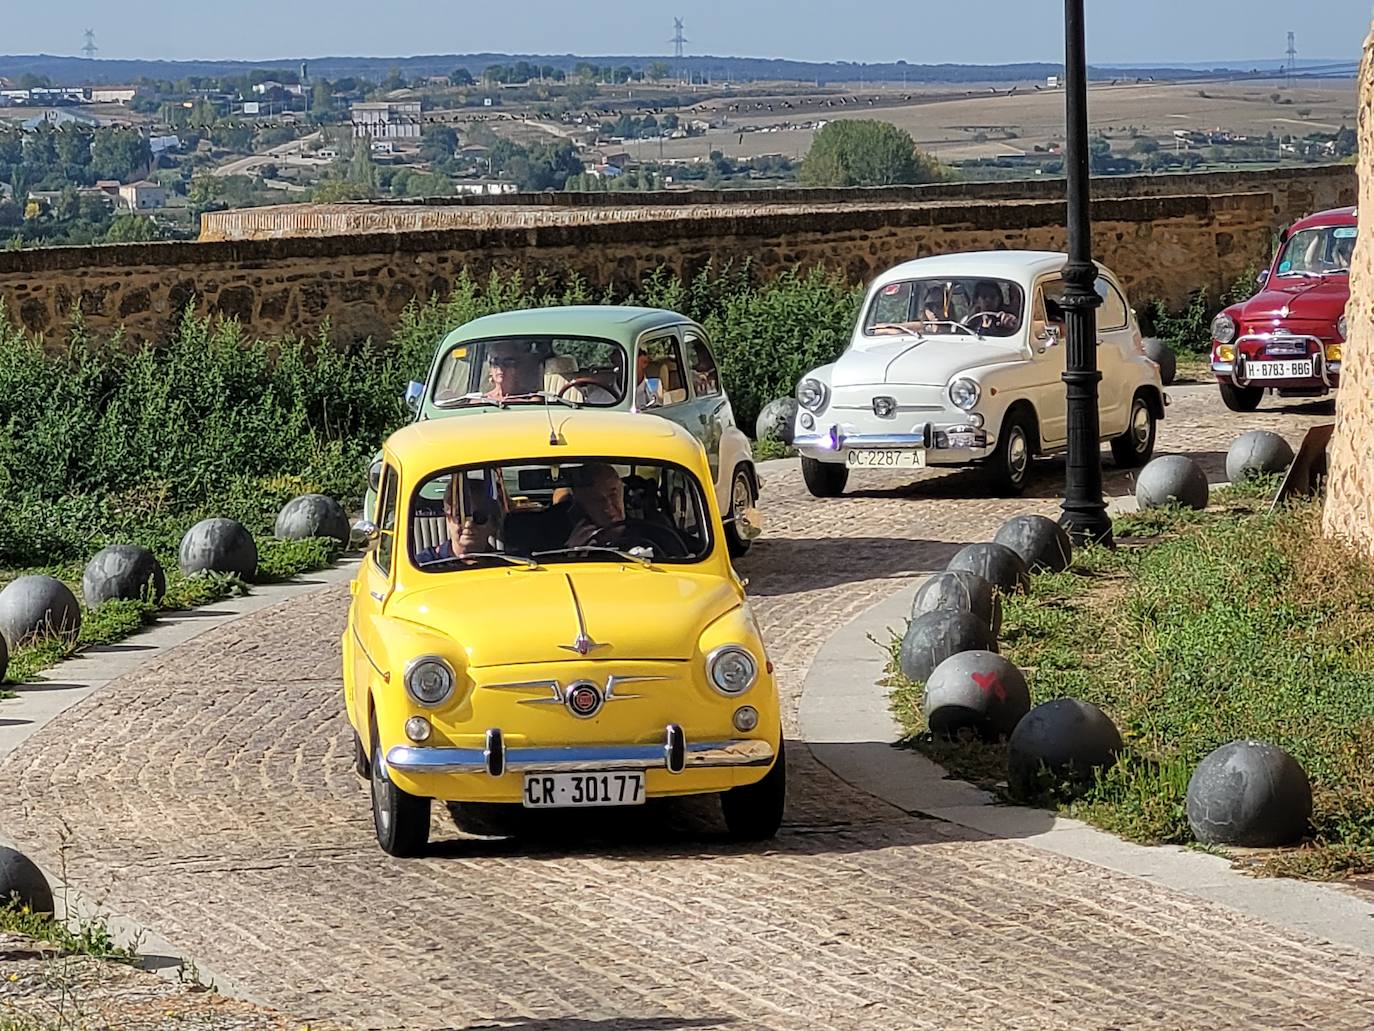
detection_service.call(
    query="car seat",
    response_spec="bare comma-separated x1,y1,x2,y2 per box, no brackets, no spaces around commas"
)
646,360,688,405
543,355,580,400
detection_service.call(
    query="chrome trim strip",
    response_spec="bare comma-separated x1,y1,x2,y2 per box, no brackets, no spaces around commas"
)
386,737,774,774
351,624,389,682
559,573,606,655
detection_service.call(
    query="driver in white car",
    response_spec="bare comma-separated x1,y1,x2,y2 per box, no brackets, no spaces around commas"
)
967,280,1021,336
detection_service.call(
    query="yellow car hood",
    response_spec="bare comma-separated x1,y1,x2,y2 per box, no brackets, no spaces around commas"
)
390,565,741,667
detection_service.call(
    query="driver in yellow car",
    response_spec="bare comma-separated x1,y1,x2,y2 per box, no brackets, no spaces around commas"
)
565,463,626,548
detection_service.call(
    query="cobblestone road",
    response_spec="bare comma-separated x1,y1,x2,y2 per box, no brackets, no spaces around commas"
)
5,386,1370,1030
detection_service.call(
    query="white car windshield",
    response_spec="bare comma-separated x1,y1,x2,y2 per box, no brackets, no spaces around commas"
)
431,336,628,407
864,277,1025,338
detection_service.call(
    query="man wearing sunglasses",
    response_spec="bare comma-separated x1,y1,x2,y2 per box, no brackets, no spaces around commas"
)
416,474,499,565
484,340,544,400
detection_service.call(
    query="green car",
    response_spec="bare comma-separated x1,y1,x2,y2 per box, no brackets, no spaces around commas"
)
366,306,760,556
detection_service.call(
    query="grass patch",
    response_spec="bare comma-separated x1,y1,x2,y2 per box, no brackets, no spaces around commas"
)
0,901,136,963
888,490,1374,878
753,435,797,461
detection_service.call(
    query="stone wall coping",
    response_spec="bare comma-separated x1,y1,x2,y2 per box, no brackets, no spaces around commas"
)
1,189,1273,276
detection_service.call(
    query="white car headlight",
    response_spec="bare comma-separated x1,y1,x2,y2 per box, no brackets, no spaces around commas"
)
1211,312,1236,344
707,645,758,696
948,377,980,411
1337,314,1347,340
797,377,828,412
404,655,455,707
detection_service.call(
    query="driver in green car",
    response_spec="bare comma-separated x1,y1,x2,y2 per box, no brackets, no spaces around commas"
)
484,340,545,400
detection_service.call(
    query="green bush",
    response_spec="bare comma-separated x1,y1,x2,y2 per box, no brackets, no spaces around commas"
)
1139,268,1261,355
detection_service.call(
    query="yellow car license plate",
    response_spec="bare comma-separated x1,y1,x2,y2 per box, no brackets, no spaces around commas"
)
522,772,646,808
845,449,925,468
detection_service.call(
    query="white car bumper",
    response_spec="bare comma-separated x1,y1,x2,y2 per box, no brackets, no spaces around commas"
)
794,422,993,465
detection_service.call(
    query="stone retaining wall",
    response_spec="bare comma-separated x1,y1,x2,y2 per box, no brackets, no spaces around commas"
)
0,167,1354,347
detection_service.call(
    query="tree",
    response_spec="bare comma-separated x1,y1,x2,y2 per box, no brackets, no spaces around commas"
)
420,124,458,164
313,178,375,202
799,120,940,187
91,129,152,182
450,67,474,87
647,61,671,82
347,140,379,194
104,212,160,242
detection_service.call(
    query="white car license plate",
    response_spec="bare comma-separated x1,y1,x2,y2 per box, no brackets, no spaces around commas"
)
1249,359,1313,380
846,449,925,468
522,772,645,809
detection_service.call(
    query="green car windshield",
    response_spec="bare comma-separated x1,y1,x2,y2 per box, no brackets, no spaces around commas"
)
431,335,628,408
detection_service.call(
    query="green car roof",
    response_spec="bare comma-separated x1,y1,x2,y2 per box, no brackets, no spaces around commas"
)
440,305,693,347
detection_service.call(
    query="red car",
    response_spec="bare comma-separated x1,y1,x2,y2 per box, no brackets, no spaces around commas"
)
1210,206,1353,411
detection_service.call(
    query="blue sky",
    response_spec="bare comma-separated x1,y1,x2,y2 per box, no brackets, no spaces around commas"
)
8,1,1370,64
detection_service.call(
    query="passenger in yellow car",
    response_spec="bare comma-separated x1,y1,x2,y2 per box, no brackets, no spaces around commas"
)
416,475,500,565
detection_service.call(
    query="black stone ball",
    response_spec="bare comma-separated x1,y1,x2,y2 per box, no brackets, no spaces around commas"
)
1136,455,1209,511
755,397,800,445
993,514,1073,573
946,542,1030,594
0,845,53,915
275,493,350,547
899,608,997,685
0,632,7,684
912,570,1002,636
1007,698,1123,800
923,650,1030,740
82,544,166,607
1185,740,1312,847
179,518,258,580
1225,430,1295,484
1143,337,1176,386
0,575,82,650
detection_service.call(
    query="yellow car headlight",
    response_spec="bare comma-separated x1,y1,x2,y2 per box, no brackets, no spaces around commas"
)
1216,343,1237,363
707,645,758,696
404,655,455,707
1325,343,1343,363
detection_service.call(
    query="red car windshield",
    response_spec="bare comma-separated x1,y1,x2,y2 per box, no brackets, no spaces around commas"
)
1275,225,1355,278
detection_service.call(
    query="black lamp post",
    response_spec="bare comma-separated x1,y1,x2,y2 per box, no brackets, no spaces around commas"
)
1057,0,1114,546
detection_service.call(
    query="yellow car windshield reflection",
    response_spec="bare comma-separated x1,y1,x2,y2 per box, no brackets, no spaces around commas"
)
409,458,713,571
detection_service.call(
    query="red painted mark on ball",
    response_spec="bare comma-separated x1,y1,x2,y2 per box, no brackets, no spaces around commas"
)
972,671,1006,701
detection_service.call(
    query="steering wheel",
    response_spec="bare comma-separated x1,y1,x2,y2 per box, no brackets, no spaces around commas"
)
587,518,689,559
558,377,613,399
960,311,1011,331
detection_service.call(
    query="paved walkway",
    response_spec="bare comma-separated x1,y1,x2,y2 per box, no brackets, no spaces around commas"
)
5,386,1370,1030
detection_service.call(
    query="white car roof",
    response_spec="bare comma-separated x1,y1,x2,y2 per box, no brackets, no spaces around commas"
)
869,250,1081,291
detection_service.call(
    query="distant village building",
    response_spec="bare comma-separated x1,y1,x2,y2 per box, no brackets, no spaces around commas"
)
350,100,422,140
452,181,518,196
148,134,180,155
20,109,101,130
118,181,166,211
85,86,138,104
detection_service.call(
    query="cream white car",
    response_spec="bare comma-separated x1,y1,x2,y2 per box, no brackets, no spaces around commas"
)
792,251,1166,495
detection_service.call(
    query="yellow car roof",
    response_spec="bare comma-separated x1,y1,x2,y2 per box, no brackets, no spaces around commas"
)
385,409,706,472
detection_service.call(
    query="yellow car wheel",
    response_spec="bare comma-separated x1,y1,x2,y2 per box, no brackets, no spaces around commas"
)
369,721,431,857
720,740,787,842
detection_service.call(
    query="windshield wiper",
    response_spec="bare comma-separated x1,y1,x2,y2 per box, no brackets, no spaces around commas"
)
421,551,539,568
432,392,506,410
433,391,583,411
531,545,655,567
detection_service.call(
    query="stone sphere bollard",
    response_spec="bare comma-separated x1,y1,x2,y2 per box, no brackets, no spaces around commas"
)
275,494,350,547
1225,430,1295,484
0,632,7,684
993,514,1073,574
755,397,799,445
1008,698,1123,800
0,575,82,650
1135,454,1209,511
899,609,997,685
0,845,53,915
1185,740,1312,847
1143,337,1176,386
179,518,258,580
82,544,166,607
912,571,1002,637
946,542,1030,595
923,650,1030,741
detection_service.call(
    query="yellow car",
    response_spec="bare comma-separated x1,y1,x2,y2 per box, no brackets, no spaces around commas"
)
342,409,783,856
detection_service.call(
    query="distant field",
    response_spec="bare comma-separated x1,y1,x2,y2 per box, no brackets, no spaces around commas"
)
629,78,1358,164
